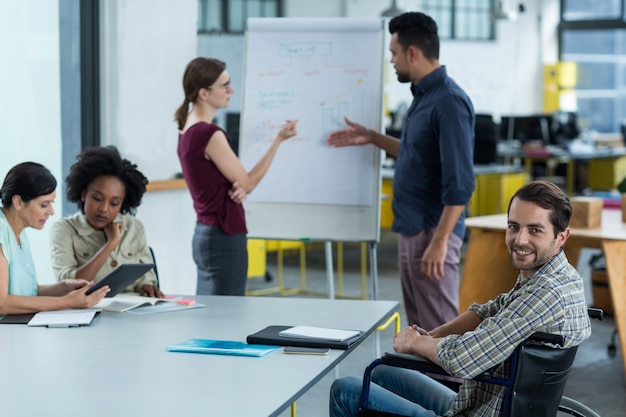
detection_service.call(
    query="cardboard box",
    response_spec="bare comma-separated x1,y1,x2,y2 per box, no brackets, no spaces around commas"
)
591,269,613,314
569,197,603,229
594,133,624,149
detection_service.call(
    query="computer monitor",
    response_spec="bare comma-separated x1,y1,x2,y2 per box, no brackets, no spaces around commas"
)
551,111,579,143
226,112,240,155
500,114,552,145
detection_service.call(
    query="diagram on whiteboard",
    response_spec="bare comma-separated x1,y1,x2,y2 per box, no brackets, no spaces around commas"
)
240,28,383,207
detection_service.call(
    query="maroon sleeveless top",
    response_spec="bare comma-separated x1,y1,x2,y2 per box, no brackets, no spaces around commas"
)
177,122,247,235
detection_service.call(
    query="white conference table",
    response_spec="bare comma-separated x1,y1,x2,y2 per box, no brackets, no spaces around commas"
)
0,295,398,417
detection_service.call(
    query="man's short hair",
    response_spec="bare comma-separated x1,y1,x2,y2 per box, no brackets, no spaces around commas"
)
388,12,440,61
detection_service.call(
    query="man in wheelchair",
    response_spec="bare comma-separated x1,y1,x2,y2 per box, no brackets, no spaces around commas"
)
330,181,592,417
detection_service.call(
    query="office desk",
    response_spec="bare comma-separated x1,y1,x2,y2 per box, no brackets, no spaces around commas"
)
460,209,626,376
0,296,398,417
498,144,626,195
498,146,575,193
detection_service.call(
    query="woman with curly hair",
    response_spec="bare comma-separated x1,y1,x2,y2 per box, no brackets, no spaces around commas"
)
0,162,109,314
49,146,163,298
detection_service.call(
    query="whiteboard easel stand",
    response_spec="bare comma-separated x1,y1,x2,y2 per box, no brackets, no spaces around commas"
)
330,240,380,301
325,241,335,299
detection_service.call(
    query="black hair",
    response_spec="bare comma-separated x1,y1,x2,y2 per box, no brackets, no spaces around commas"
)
388,12,440,61
0,162,57,207
65,146,148,215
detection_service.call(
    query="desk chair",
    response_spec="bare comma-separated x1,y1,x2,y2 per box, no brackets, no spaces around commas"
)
148,246,160,288
359,309,603,417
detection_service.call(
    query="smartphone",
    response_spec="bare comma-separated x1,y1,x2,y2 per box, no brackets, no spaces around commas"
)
283,346,330,355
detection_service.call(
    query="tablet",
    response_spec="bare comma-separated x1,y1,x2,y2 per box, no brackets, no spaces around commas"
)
85,263,155,297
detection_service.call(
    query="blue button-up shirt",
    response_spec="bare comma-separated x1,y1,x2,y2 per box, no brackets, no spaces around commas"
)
392,66,475,238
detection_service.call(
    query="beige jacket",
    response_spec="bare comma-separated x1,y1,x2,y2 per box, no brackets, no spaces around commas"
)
49,212,157,291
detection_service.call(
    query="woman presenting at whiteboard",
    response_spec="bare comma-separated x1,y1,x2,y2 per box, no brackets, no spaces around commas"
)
174,57,297,296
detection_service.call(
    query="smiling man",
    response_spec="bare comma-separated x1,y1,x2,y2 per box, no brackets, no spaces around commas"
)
329,181,592,417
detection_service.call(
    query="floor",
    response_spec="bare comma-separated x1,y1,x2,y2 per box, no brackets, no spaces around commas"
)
247,231,625,417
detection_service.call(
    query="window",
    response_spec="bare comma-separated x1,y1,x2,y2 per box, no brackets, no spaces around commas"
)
560,0,626,132
198,0,281,33
421,0,494,40
562,0,622,21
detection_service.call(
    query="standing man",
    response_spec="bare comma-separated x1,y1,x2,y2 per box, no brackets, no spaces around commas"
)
327,12,475,329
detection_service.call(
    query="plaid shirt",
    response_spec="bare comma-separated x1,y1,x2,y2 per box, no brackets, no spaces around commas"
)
438,251,591,417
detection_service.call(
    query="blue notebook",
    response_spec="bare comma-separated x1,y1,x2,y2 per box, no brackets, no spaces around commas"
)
166,339,279,357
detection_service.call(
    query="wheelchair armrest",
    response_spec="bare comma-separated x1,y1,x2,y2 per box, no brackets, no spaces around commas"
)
381,352,447,375
528,332,565,346
381,352,493,381
588,307,603,321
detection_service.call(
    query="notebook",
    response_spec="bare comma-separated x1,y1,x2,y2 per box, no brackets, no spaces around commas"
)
166,339,279,357
27,309,100,328
247,325,364,350
0,313,36,324
85,263,155,297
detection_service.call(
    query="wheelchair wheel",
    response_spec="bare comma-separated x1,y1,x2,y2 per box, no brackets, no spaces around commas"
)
557,396,601,417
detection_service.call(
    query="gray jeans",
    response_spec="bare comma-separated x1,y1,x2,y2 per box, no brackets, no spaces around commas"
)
192,222,248,295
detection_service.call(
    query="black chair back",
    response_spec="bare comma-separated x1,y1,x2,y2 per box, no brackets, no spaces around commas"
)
509,340,578,417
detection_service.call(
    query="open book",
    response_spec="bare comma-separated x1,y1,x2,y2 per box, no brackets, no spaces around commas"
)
95,293,178,313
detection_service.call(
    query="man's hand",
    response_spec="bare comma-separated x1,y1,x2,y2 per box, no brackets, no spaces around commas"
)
326,117,372,147
421,239,448,280
393,326,424,354
393,325,441,365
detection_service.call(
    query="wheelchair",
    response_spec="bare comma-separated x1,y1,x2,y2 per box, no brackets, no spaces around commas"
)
359,309,603,417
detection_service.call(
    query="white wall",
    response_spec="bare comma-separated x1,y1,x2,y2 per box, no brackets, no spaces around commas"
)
0,0,62,284
100,0,197,182
99,0,198,294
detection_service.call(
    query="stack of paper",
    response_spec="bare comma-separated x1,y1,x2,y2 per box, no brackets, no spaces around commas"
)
278,325,361,342
27,309,99,327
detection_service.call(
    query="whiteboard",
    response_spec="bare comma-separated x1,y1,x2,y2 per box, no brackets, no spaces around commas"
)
239,17,384,242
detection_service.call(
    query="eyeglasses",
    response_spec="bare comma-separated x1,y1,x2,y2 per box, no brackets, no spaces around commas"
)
206,80,232,91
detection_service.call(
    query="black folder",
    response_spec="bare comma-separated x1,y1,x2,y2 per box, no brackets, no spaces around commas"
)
0,313,35,324
246,325,364,350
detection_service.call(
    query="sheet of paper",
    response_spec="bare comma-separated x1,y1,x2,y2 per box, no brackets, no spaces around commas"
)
278,325,360,341
27,309,99,327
